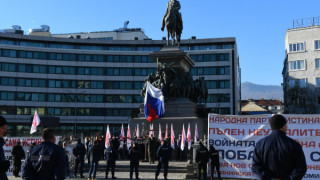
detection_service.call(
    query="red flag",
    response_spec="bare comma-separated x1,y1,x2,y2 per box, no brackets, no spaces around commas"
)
171,123,175,149
181,124,186,151
165,124,168,139
194,123,198,143
151,124,154,137
159,123,162,141
187,123,192,150
127,124,132,149
120,124,124,149
105,124,111,148
30,110,41,134
136,124,140,138
120,124,124,140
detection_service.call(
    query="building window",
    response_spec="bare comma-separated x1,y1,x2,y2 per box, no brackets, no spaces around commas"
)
316,59,320,69
289,60,305,71
289,42,304,52
315,40,320,50
316,78,320,87
289,78,307,87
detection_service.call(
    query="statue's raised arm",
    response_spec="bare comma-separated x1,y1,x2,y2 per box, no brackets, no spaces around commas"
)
161,0,183,47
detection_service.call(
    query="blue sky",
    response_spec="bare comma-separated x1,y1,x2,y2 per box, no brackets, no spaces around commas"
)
0,0,319,85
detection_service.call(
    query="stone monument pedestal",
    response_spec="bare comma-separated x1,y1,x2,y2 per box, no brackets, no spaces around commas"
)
131,98,207,139
130,45,207,141
150,45,194,73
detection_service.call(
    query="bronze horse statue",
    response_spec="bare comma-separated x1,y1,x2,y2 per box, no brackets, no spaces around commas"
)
161,0,183,47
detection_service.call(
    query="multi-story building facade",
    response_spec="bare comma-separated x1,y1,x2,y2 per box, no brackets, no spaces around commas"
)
0,25,240,137
283,22,320,113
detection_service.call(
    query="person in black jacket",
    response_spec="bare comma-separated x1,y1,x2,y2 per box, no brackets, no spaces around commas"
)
105,141,117,179
196,141,209,180
155,140,172,180
129,143,140,180
148,135,156,164
73,138,86,178
11,141,25,177
252,114,307,180
22,128,66,180
0,116,9,180
209,145,221,180
88,140,101,180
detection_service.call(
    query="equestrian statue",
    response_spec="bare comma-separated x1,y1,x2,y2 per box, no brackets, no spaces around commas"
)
161,0,183,47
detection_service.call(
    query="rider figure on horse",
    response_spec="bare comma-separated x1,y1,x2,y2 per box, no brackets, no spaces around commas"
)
161,0,183,46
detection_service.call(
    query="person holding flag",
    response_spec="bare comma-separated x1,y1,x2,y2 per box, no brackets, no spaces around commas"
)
30,110,41,134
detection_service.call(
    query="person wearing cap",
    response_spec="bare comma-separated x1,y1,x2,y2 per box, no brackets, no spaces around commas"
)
252,114,307,180
0,116,9,180
72,138,86,178
22,128,66,180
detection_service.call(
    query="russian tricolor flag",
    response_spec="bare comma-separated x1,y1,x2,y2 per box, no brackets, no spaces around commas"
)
144,81,165,121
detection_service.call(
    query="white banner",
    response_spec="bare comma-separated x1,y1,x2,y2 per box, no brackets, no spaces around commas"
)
208,114,320,180
3,137,42,176
3,136,61,176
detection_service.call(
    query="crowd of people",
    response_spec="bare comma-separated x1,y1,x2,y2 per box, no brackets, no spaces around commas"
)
0,114,308,180
0,114,218,180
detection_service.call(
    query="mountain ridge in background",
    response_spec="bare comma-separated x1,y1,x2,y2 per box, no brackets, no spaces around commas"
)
241,82,283,100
